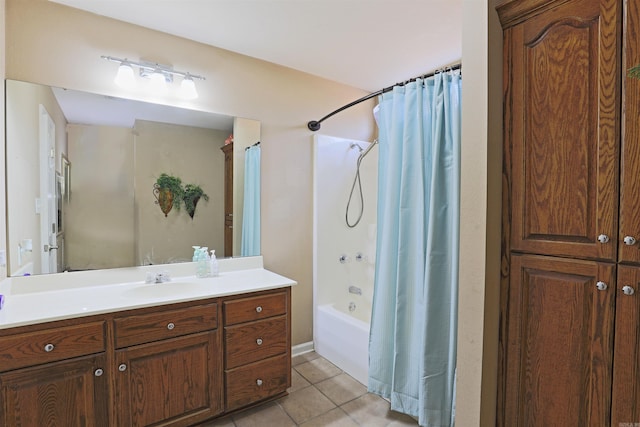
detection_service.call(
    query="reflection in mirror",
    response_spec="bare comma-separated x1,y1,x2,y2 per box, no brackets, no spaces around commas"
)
5,79,261,276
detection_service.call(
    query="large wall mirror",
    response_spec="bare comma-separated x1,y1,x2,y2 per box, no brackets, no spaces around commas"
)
5,79,261,277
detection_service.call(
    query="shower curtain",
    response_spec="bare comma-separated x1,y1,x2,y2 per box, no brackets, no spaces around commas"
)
241,145,261,256
368,71,461,427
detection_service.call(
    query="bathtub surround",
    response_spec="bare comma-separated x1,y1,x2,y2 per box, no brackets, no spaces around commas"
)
368,71,461,427
313,135,377,386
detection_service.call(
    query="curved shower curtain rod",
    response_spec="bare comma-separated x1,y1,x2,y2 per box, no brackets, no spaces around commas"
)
307,63,461,132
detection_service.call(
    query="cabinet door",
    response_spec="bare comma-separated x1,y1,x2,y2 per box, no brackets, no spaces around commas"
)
505,0,620,261
503,254,615,426
115,331,222,427
619,0,640,264
611,266,640,425
0,354,109,427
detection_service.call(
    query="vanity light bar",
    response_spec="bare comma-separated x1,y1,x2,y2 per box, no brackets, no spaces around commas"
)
101,56,206,81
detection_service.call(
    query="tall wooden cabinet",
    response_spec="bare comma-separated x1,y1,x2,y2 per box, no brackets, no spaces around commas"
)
221,143,234,257
498,0,640,425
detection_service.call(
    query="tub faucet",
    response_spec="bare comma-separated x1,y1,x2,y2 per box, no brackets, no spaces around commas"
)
348,285,362,295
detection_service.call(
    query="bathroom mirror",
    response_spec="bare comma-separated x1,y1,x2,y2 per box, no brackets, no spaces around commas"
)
5,79,261,276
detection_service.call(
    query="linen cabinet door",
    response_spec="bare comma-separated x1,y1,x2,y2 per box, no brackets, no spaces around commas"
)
503,254,615,426
618,0,640,264
611,266,640,425
504,0,620,261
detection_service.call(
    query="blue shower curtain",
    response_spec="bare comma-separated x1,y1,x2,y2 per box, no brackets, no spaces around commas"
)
368,71,461,427
241,145,261,256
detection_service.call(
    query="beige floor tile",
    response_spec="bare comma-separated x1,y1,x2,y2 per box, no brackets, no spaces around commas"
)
295,357,342,384
316,373,367,406
232,402,296,427
193,416,236,427
289,368,312,393
340,393,419,427
299,408,359,427
292,351,321,366
279,383,337,424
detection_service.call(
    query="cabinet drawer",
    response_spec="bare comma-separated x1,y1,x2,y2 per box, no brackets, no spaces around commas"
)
224,292,287,326
225,353,289,411
225,316,287,369
114,302,218,348
0,322,105,372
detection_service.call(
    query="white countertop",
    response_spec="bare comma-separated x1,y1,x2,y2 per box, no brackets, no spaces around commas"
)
0,257,296,330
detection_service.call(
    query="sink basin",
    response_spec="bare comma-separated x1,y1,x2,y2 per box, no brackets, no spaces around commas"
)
122,282,209,299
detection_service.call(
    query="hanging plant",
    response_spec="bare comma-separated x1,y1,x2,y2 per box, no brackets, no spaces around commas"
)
183,184,209,219
153,173,185,217
629,64,640,80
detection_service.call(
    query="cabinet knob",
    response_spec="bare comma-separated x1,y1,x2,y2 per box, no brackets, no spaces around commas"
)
624,236,637,246
623,285,635,296
118,364,127,372
44,343,55,352
596,281,608,291
167,322,175,330
256,306,263,313
256,338,263,346
256,379,263,386
94,368,104,377
597,234,610,243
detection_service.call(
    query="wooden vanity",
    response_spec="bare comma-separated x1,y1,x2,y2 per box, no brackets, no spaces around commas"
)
0,269,292,426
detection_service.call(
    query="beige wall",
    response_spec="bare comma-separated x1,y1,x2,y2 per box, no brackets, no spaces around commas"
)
456,0,502,425
135,120,227,264
66,124,135,270
4,0,376,347
0,0,6,280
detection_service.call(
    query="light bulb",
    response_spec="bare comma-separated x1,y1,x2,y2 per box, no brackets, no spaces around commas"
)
114,62,135,88
149,70,168,95
180,75,198,99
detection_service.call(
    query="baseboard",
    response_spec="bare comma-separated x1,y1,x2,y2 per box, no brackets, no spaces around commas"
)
291,341,314,357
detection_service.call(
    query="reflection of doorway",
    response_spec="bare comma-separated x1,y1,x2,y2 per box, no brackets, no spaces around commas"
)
39,105,58,273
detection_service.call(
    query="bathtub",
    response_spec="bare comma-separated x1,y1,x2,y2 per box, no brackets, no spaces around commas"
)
314,303,370,386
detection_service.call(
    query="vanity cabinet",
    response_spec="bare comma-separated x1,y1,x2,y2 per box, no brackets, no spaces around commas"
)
223,289,291,411
113,302,222,426
0,320,108,426
0,286,292,426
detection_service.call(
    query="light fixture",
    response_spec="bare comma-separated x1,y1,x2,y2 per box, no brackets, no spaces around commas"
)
180,75,198,100
101,55,205,98
114,61,135,89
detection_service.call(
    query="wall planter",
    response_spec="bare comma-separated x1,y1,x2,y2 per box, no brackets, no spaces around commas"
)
153,173,184,217
183,184,209,219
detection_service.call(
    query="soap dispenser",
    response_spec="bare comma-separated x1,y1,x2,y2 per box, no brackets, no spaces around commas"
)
210,250,219,277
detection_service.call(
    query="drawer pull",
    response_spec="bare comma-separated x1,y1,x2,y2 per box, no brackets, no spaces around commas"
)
256,306,263,313
167,322,175,330
623,285,635,296
596,281,608,291
44,343,55,352
118,364,127,372
256,338,263,346
94,368,104,377
256,379,263,386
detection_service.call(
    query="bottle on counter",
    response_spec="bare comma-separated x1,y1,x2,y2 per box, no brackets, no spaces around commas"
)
210,250,219,277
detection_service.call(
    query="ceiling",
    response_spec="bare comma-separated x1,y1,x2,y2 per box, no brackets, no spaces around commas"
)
50,0,462,92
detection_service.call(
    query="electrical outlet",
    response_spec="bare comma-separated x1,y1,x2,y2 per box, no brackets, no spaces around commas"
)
0,250,7,267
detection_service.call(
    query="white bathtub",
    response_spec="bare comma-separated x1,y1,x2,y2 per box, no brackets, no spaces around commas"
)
314,303,370,386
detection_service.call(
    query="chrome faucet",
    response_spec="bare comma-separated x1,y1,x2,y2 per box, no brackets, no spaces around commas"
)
146,271,171,284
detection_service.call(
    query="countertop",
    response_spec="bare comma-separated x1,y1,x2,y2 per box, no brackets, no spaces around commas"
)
0,257,296,330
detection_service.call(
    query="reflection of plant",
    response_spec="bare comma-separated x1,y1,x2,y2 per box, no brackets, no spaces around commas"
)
183,184,209,219
154,173,185,216
630,64,640,80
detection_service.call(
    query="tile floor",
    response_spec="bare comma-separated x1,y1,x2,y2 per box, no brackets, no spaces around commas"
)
199,351,419,427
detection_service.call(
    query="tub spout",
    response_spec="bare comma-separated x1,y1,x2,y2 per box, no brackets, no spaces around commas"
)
348,285,362,295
